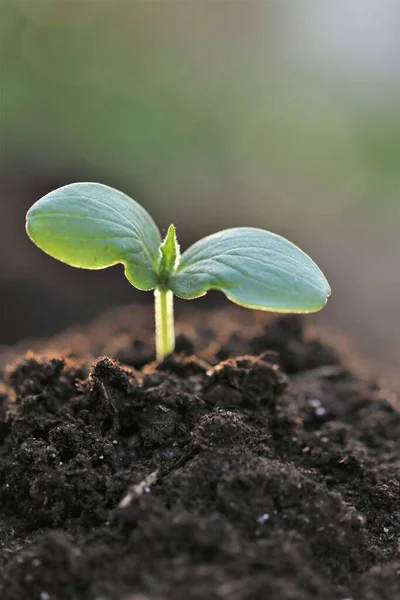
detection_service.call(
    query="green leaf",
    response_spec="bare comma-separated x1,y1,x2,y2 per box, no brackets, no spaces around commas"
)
158,224,180,281
26,182,162,290
169,227,331,312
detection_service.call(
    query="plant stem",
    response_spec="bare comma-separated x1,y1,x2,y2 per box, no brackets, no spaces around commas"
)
154,288,175,361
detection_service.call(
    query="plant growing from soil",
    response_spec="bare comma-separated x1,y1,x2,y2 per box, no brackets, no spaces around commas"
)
26,182,331,360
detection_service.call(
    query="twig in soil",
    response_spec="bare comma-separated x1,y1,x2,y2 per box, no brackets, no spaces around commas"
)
118,470,159,508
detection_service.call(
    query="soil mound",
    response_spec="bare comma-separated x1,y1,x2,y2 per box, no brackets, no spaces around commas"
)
0,307,399,600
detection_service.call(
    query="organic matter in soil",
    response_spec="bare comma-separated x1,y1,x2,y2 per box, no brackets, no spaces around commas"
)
0,306,399,600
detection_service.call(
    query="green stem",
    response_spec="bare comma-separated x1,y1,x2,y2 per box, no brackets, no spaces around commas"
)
154,288,175,361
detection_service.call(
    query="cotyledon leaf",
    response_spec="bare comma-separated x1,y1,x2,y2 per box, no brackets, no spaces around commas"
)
169,227,331,312
26,182,162,290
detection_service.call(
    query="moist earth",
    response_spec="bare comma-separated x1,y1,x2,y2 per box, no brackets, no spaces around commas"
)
0,306,399,600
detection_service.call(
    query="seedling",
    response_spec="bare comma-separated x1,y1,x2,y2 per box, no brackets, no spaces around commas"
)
26,183,331,361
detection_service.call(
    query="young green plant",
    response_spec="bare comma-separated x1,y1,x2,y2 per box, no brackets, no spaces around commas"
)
26,182,331,361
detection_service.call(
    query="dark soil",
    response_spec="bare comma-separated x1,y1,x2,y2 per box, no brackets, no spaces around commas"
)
0,306,399,600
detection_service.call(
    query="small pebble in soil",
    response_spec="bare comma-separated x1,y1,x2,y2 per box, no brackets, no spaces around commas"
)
315,406,327,416
40,593,50,600
257,513,270,524
308,398,322,408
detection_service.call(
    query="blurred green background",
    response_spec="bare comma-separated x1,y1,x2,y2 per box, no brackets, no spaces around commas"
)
0,0,399,374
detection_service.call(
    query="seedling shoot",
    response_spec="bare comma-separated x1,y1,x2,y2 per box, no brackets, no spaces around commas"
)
26,183,331,361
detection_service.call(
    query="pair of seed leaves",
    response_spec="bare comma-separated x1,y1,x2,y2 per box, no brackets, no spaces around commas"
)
26,182,331,312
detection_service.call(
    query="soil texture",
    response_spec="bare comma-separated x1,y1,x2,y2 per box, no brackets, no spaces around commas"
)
0,306,399,600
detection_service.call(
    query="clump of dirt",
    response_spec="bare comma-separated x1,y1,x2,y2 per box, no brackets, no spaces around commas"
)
0,307,399,600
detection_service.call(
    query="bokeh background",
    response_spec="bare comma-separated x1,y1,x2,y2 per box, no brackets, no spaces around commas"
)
0,0,399,375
